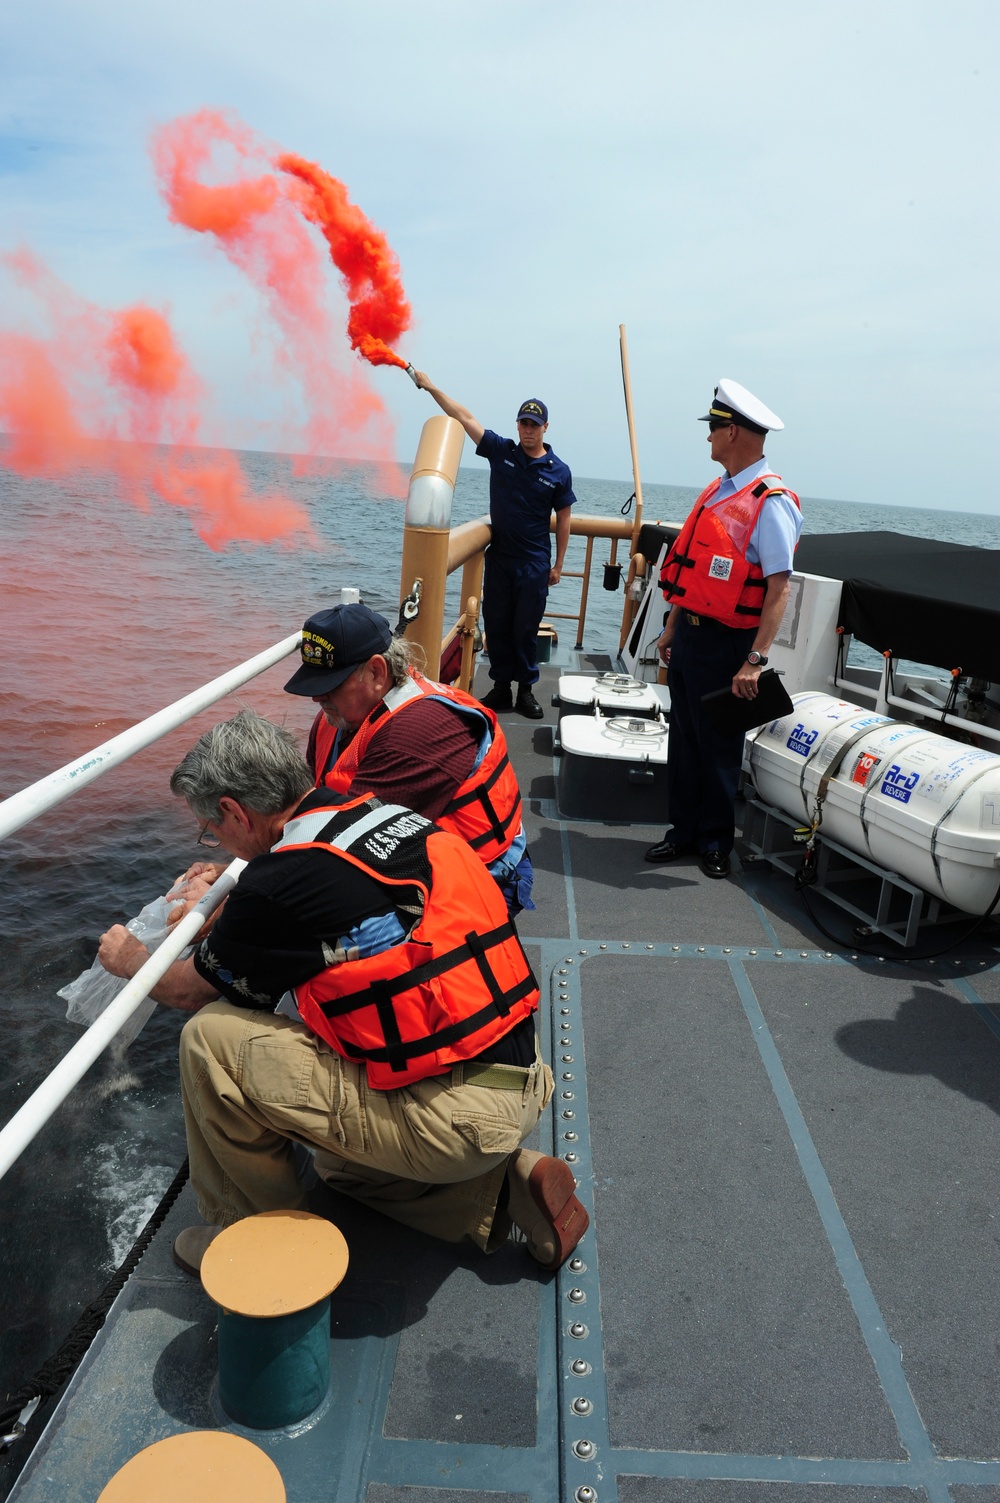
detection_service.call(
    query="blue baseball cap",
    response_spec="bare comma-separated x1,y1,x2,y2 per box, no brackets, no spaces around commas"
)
284,603,392,696
517,398,548,425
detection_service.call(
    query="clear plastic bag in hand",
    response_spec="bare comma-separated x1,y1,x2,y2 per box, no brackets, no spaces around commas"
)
59,895,192,1051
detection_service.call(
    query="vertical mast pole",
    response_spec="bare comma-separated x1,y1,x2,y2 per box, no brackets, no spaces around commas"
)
619,323,646,651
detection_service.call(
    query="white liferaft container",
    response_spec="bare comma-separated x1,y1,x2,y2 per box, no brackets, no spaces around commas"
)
556,672,670,720
746,693,1000,913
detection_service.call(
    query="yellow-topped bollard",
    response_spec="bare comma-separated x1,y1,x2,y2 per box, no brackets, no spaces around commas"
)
97,1431,285,1502
200,1210,349,1429
400,414,465,680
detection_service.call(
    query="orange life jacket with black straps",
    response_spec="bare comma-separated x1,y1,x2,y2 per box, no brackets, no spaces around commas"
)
658,473,800,629
314,671,523,866
274,793,539,1089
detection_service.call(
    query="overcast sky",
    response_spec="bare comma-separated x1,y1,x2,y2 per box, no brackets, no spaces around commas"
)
1,0,996,511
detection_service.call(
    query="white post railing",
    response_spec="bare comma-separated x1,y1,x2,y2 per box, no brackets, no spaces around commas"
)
0,632,301,841
0,862,244,1183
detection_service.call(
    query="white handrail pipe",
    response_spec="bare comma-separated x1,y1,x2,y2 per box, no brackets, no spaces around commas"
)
0,862,245,1183
0,633,302,842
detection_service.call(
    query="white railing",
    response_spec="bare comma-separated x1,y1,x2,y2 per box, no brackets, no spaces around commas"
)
0,630,302,1182
0,632,301,841
0,864,243,1182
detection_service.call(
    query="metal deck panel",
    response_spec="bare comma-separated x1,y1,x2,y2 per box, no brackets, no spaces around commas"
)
582,954,904,1460
750,965,1000,1458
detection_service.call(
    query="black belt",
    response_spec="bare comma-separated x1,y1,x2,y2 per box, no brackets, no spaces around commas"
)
682,612,755,632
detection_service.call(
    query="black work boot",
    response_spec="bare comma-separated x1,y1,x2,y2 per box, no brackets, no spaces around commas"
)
480,681,514,712
515,684,544,719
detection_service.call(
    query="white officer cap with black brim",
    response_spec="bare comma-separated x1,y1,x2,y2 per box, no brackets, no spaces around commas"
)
699,378,784,434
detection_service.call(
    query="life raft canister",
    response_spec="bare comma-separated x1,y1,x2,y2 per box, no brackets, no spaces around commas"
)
659,473,800,629
274,793,539,1089
314,671,523,865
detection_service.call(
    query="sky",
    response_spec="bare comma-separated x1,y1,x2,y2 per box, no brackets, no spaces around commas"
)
0,0,996,512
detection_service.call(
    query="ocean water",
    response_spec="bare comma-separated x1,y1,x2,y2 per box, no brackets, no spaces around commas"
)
1,443,999,1424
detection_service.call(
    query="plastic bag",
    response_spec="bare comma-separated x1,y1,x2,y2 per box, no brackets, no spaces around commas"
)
59,895,192,1053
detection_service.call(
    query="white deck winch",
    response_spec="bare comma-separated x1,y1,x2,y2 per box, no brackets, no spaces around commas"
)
746,692,1000,914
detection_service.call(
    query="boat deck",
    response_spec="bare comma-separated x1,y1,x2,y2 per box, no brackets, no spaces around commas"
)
9,649,1000,1503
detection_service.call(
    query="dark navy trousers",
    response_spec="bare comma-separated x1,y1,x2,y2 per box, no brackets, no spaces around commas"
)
665,614,757,854
482,550,549,687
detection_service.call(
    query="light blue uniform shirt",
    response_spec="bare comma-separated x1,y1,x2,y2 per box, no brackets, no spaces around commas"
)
712,456,802,577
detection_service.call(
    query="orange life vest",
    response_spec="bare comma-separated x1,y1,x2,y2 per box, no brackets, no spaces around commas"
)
315,671,523,865
274,794,539,1089
659,473,800,629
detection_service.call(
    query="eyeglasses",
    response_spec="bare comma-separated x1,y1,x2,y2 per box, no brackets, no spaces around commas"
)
708,419,733,433
197,821,222,849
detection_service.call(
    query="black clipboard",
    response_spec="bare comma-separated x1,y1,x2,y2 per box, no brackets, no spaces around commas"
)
701,668,793,736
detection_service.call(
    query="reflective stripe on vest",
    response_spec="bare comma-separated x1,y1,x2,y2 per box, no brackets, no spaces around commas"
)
275,795,539,1088
658,473,800,628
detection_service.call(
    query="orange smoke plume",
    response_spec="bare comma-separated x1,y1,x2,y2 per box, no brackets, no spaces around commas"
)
0,254,316,551
151,111,410,468
276,154,410,369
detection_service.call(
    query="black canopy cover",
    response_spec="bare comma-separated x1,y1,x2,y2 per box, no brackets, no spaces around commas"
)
794,531,1000,683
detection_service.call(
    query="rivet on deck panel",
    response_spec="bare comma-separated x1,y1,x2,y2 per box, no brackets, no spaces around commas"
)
565,1152,580,1163
824,952,833,958
568,1257,586,1273
572,1397,594,1416
697,946,705,953
579,950,588,955
574,1440,596,1460
599,943,608,950
562,1054,574,1062
561,1007,571,1015
564,1131,579,1141
622,942,631,949
561,1037,572,1046
646,944,654,950
774,951,783,957
575,1487,597,1503
749,949,757,956
565,958,575,964
723,947,731,954
562,1091,575,1099
562,1073,575,1081
569,1322,589,1338
671,944,680,951
568,1287,586,1303
571,1356,591,1374
562,1110,575,1119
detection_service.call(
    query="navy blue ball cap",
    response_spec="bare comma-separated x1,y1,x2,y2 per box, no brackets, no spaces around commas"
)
284,603,392,697
516,398,548,425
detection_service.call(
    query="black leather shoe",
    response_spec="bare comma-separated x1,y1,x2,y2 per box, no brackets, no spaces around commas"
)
481,682,514,712
643,839,694,864
700,850,731,879
514,688,544,719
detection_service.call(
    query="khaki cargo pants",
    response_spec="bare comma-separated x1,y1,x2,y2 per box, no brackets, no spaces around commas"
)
180,1001,553,1252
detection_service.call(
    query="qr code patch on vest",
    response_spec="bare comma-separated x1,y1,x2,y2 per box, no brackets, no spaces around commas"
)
709,555,733,580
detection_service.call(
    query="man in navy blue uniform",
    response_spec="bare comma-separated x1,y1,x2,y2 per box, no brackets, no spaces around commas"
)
415,373,576,718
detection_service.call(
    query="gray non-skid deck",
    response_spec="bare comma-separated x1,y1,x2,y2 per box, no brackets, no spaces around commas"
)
9,652,1000,1503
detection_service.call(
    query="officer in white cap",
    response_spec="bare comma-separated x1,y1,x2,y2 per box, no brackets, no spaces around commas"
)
644,380,802,878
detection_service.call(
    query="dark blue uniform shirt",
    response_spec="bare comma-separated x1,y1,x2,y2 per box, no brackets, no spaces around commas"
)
475,430,576,569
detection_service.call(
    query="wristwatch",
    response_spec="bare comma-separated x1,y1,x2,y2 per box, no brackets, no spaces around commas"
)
746,651,768,667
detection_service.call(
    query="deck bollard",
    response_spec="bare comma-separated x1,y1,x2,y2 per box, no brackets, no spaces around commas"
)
200,1210,349,1430
96,1430,285,1500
